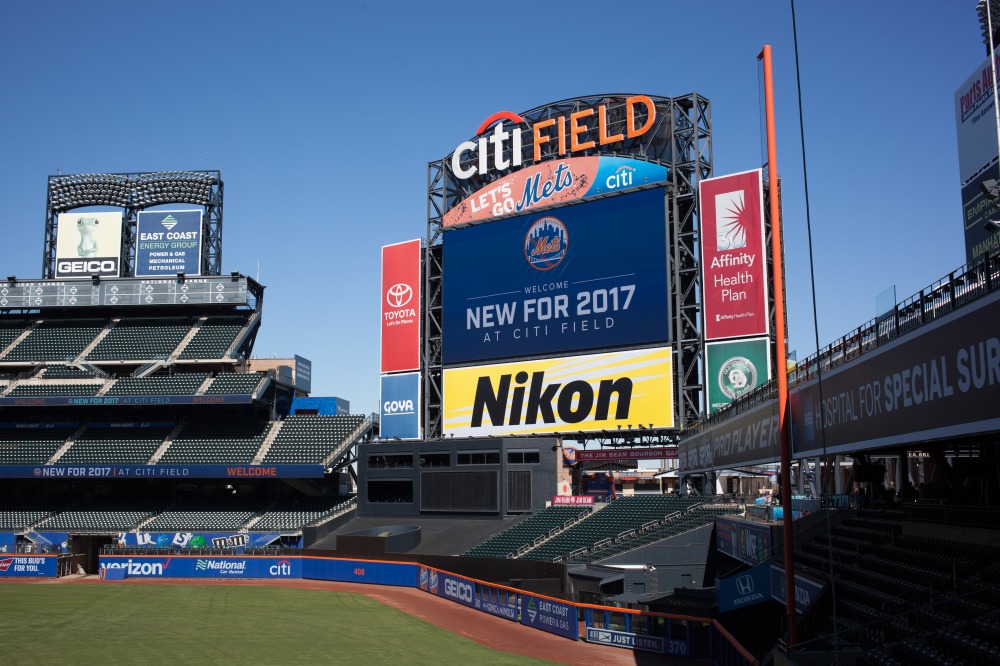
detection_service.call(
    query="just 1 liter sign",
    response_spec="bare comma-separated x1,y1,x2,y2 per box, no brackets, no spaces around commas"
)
442,187,670,365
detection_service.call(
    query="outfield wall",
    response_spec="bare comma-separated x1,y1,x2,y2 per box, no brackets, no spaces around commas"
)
92,553,755,663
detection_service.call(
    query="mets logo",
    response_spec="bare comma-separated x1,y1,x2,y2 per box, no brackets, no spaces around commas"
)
524,216,568,271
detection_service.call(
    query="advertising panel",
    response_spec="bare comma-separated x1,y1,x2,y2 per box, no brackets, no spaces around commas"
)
791,289,1000,458
379,372,421,440
380,239,421,373
294,355,312,393
55,212,123,278
114,532,280,551
443,347,674,437
552,495,595,505
955,53,1000,263
521,594,579,640
586,628,664,653
705,337,772,414
302,558,417,586
0,555,58,577
574,447,678,462
443,156,667,227
716,562,771,613
770,564,824,614
135,210,202,277
677,400,780,473
699,170,769,341
0,532,16,553
0,464,324,479
443,188,669,364
716,516,773,565
98,555,302,579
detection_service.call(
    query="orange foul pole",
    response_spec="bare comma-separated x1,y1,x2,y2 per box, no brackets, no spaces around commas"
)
758,44,797,647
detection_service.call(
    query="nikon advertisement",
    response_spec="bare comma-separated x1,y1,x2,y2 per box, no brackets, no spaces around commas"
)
54,212,123,278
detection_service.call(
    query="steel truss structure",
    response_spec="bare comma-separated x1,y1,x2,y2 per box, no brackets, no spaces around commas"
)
43,170,224,279
425,94,712,442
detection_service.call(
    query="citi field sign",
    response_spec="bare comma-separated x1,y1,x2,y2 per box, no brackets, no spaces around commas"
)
443,95,670,227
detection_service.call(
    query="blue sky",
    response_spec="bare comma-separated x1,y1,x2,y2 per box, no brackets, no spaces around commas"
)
0,1,986,414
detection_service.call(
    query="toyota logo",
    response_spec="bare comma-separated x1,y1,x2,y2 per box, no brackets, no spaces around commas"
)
386,283,413,308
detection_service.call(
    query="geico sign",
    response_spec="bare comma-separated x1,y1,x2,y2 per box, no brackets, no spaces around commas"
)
450,96,656,180
269,560,293,576
444,578,473,603
57,259,118,275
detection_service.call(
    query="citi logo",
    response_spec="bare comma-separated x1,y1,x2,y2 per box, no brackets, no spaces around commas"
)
386,283,413,308
269,560,293,576
736,574,755,596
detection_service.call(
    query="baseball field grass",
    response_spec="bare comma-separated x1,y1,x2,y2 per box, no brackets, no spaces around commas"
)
4,585,555,665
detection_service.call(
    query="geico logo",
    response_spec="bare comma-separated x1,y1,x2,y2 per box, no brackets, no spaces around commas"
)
269,560,292,576
58,260,116,273
383,399,414,414
444,578,473,602
103,560,164,576
450,97,657,180
472,371,632,427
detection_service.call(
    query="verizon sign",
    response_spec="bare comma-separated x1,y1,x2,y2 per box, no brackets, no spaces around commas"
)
381,239,421,373
699,170,769,341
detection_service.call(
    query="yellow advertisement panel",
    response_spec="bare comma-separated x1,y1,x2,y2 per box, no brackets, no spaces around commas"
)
443,347,673,437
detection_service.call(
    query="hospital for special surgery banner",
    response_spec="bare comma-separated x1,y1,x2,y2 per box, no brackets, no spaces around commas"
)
135,210,203,276
443,346,674,437
699,170,769,341
55,212,123,278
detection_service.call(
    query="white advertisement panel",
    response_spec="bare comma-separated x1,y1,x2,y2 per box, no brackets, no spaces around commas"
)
55,212,123,279
955,52,1000,187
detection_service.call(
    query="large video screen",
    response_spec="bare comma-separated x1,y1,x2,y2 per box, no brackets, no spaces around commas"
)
442,187,669,365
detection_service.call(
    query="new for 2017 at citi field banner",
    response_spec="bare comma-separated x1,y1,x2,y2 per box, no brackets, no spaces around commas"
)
443,347,674,436
699,170,769,341
381,239,421,373
443,187,670,365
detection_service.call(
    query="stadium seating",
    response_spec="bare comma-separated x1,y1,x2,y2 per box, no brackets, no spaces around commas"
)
204,371,267,395
2,318,107,362
0,509,54,531
177,315,249,359
157,419,273,464
463,505,591,558
0,425,76,465
143,509,257,532
105,373,210,396
86,316,197,361
0,318,30,352
252,497,355,531
261,415,365,464
36,509,156,532
7,384,103,397
42,364,99,379
57,424,174,464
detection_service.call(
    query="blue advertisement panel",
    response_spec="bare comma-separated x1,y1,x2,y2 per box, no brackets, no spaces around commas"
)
716,516,773,565
586,628,664,654
0,533,16,554
716,562,771,612
301,558,417,587
434,571,478,609
0,394,252,407
135,210,203,277
770,564,825,614
0,464,324,479
0,555,58,577
98,555,302,579
379,372,421,440
114,532,280,551
25,532,69,553
443,187,669,365
520,594,578,640
474,590,518,622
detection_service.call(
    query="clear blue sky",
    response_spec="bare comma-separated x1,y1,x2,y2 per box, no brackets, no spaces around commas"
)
0,1,986,414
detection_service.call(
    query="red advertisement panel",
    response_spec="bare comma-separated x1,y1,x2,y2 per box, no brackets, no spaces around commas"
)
699,169,769,341
380,239,421,373
552,495,595,505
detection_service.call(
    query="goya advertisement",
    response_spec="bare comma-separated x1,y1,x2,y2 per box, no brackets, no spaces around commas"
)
443,347,674,436
443,187,669,365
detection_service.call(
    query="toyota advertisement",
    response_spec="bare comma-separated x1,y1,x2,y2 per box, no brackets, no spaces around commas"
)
381,239,421,373
443,187,669,365
699,170,769,341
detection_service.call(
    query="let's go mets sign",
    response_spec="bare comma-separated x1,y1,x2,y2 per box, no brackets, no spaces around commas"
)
443,347,674,436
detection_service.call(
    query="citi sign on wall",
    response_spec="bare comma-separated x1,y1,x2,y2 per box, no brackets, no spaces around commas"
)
381,239,421,373
442,347,674,436
698,169,769,341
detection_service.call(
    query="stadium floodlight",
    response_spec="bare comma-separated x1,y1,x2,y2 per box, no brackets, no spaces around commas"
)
981,178,1000,200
